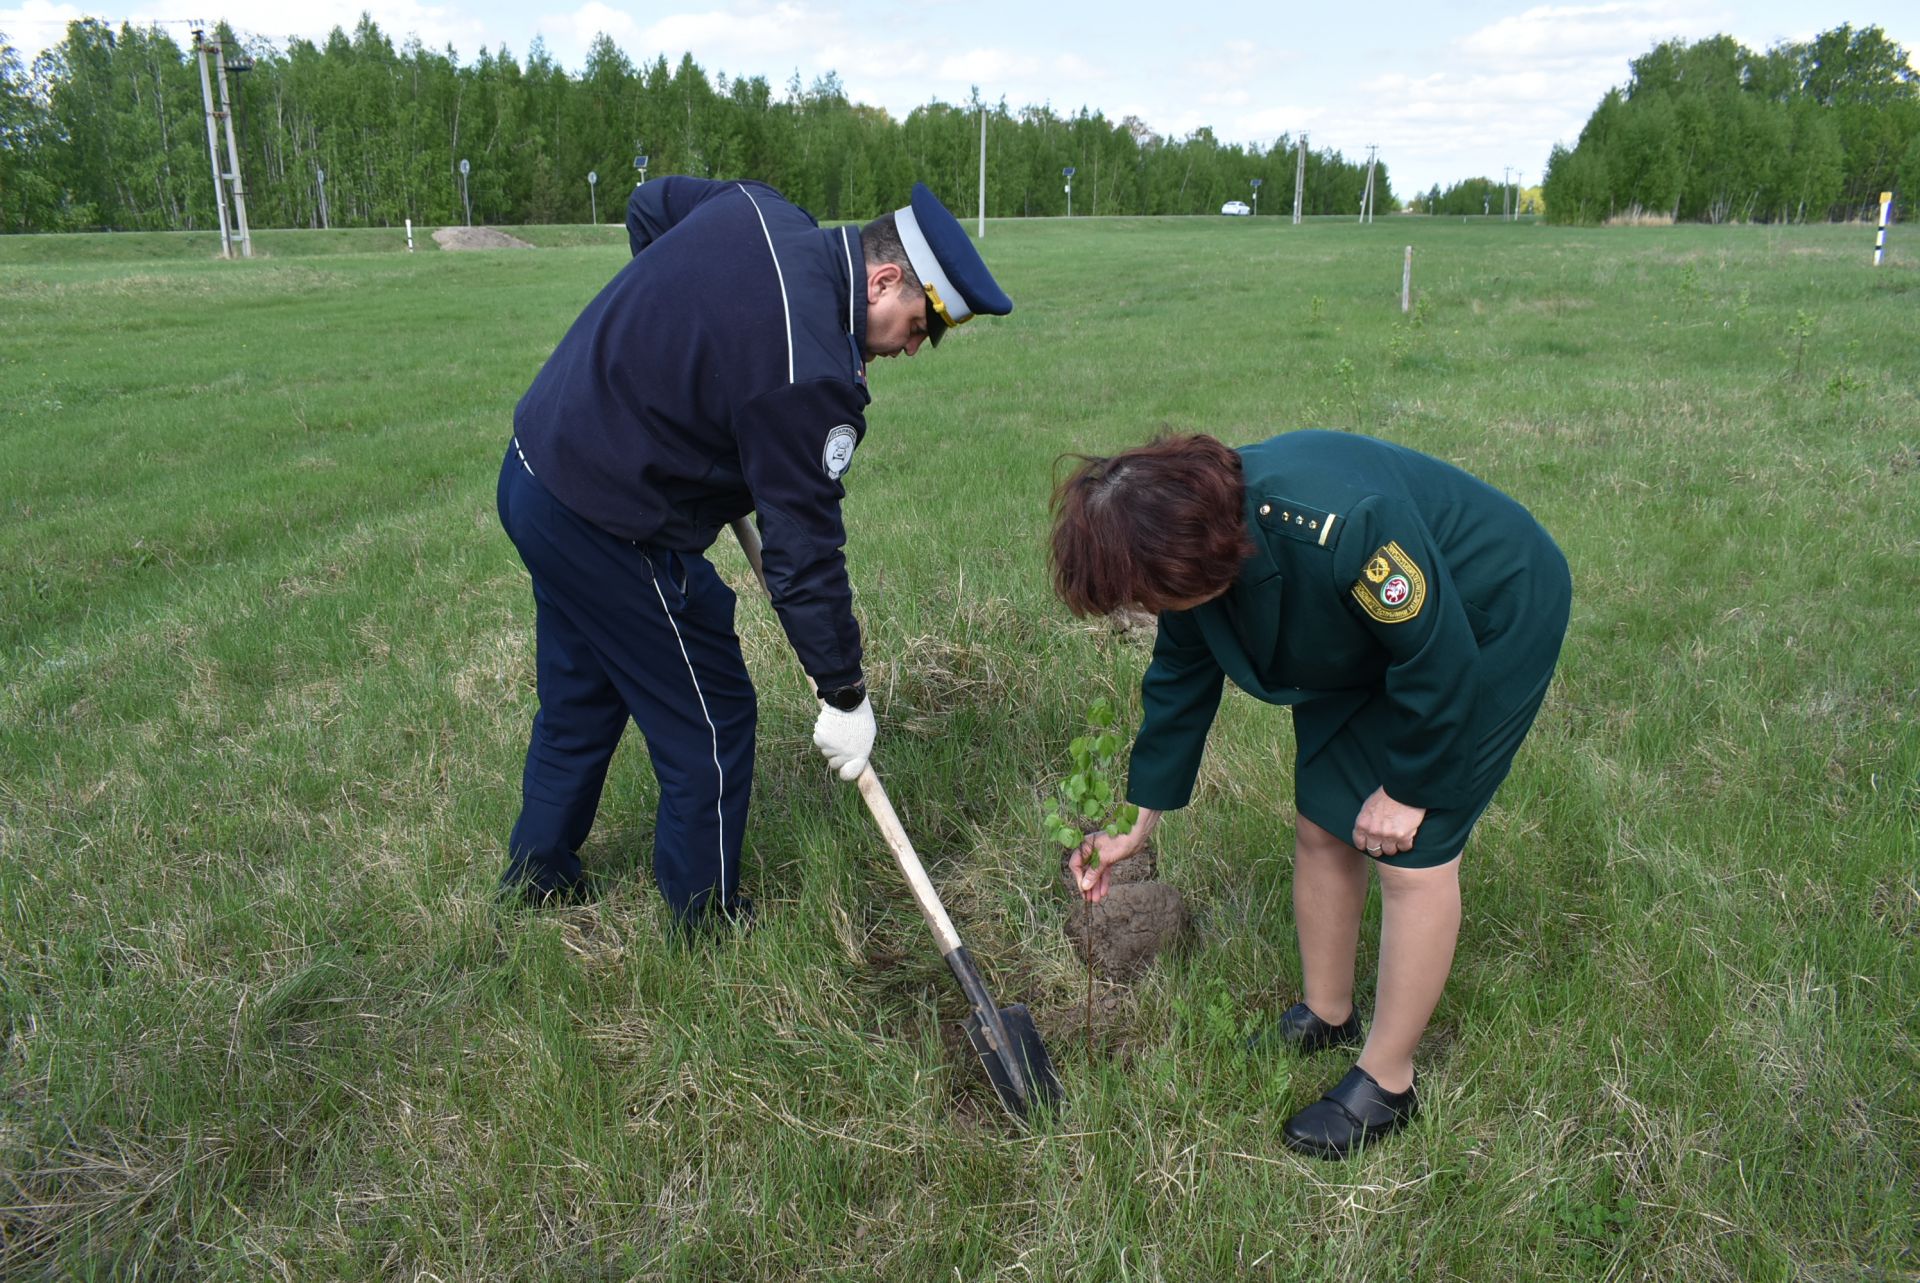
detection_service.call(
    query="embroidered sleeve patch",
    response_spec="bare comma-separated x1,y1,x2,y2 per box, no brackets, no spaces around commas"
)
1352,540,1427,623
822,424,858,479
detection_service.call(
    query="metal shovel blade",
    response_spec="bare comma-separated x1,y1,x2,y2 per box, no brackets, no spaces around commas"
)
964,1003,1064,1120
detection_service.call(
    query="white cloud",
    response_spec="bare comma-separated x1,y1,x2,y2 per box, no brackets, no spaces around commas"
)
1459,0,1729,62
527,0,954,111
938,48,1043,83
1052,52,1102,80
1271,2,1739,191
1,0,83,60
548,1,646,55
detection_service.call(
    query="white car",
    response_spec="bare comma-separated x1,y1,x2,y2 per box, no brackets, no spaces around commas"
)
1220,200,1252,216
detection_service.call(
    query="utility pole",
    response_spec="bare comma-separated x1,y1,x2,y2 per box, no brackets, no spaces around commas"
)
1502,166,1512,220
193,31,232,258
194,29,253,257
316,166,329,230
207,31,252,256
977,103,986,237
1358,144,1378,224
1292,132,1307,225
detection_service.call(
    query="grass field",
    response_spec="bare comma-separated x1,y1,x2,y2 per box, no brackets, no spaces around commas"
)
2,214,1916,1280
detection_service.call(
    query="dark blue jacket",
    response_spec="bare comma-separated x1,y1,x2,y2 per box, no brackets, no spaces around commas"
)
513,177,871,689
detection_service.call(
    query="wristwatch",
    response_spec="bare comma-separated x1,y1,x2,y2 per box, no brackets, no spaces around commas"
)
820,681,867,712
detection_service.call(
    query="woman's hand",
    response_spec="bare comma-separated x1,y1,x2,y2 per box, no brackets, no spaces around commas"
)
1069,807,1161,903
1352,787,1426,859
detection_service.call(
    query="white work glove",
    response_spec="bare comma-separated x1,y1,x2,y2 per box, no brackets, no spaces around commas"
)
812,697,875,781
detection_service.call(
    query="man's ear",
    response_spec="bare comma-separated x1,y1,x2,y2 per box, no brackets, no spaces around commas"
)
867,260,903,302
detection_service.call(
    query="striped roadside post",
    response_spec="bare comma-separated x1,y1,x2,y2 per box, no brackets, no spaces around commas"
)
1874,192,1892,267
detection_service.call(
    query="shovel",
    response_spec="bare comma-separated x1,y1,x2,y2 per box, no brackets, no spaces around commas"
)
729,517,1063,1121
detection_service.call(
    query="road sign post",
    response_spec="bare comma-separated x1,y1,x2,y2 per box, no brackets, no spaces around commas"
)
1251,176,1263,216
1063,166,1075,219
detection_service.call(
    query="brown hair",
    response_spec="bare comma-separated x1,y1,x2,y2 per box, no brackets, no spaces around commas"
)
1049,433,1254,616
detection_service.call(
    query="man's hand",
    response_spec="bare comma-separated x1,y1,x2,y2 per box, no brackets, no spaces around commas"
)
812,697,876,781
1351,787,1426,859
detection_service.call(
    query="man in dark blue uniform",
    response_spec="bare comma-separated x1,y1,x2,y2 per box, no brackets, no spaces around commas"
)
495,178,1012,928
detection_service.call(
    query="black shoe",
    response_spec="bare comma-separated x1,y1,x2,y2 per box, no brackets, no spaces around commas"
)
1282,1066,1419,1160
1248,1001,1363,1055
672,895,756,944
496,866,596,909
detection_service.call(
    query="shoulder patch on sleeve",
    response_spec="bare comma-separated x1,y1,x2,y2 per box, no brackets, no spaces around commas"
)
1255,496,1341,548
1351,540,1427,623
822,424,858,479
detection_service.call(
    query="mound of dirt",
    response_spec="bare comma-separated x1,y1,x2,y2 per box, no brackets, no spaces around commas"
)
433,226,534,251
1061,844,1190,979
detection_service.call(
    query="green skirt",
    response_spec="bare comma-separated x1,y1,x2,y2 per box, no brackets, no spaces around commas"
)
1293,617,1569,869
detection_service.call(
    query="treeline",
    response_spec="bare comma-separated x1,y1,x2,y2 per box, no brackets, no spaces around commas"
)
1408,177,1534,217
0,16,1395,234
1543,24,1919,224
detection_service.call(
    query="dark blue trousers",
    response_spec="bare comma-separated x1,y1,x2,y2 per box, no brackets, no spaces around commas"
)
496,444,756,920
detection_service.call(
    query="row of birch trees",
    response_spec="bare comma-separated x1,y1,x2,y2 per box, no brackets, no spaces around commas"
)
1,16,1395,234
1542,24,1919,224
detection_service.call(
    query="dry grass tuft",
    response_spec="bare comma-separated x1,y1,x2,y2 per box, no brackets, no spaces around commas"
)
1,1131,213,1272
1604,206,1677,227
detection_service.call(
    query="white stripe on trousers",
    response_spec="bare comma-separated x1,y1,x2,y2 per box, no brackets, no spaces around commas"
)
649,560,727,904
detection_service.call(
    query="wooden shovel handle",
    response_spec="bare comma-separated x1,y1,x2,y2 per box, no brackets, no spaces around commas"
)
729,518,964,955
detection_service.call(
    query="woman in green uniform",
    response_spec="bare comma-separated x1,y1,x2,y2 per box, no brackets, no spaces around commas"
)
1051,430,1571,1158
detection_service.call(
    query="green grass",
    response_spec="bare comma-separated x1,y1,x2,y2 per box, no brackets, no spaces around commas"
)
2,217,1916,1280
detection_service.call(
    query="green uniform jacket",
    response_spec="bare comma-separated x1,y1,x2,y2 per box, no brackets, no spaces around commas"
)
1127,431,1571,813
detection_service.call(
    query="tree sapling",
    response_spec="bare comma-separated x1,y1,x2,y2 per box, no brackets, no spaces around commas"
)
1044,697,1140,1049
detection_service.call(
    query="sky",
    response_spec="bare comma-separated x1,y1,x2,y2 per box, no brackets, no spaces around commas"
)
3,0,1913,196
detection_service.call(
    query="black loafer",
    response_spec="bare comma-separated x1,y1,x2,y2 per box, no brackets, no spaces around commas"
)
1282,1066,1419,1159
1248,1001,1363,1055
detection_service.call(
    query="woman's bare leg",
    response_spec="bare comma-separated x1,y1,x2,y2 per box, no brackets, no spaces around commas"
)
1292,815,1369,1025
1354,857,1461,1093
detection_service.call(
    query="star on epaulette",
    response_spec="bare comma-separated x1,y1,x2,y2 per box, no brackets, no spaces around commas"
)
1256,498,1339,547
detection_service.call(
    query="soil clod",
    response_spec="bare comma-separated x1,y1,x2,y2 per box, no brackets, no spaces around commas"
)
1060,846,1190,979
